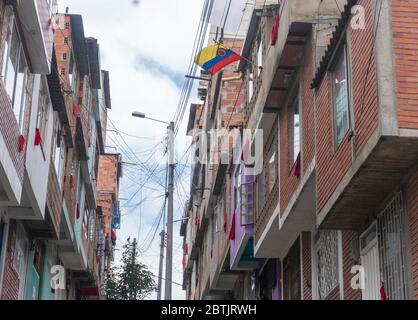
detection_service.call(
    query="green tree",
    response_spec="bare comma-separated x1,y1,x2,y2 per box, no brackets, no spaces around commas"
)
105,237,156,300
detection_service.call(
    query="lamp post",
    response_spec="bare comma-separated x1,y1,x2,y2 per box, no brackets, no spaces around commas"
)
132,112,175,300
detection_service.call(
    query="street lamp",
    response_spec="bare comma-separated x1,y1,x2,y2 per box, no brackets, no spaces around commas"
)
132,111,175,301
132,112,170,125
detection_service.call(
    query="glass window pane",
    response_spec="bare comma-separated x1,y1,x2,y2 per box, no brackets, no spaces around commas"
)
333,48,349,145
4,22,20,101
293,97,300,163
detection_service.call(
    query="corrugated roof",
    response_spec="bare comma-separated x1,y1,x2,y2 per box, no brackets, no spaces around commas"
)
311,0,358,89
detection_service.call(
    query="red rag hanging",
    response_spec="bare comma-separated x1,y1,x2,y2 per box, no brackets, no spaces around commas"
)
185,243,188,255
223,212,227,232
380,282,387,300
271,10,280,45
76,203,80,220
294,152,301,178
195,207,199,226
18,135,26,152
34,128,42,146
229,212,235,241
72,104,78,118
111,230,117,245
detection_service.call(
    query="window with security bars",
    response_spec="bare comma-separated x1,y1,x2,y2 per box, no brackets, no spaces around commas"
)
377,192,407,300
316,230,339,300
240,179,254,226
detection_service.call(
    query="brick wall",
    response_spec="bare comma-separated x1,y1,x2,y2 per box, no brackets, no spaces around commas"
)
97,154,119,239
279,42,315,215
315,0,378,215
350,0,378,153
342,230,362,300
63,148,79,225
406,168,418,299
325,286,340,300
392,0,418,129
0,220,19,300
301,232,312,300
53,14,76,136
219,39,245,128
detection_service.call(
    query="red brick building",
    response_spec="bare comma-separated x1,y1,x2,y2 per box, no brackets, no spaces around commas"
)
182,0,418,300
0,1,118,300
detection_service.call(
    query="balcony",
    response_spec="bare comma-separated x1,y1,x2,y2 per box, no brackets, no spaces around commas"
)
242,0,346,131
231,166,264,270
16,0,54,74
313,0,418,230
22,163,63,240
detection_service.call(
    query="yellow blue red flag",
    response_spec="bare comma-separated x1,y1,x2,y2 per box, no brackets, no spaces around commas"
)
195,43,242,75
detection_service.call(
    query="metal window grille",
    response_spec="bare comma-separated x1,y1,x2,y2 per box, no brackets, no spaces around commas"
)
240,181,254,226
111,201,121,229
377,192,407,300
316,230,339,300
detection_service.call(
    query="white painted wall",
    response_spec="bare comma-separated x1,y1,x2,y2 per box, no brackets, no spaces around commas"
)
24,74,54,220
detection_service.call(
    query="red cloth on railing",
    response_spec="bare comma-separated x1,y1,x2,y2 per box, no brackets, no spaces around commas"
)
18,135,26,152
380,282,387,300
293,152,301,178
229,212,236,241
195,207,199,226
73,104,78,118
271,10,280,45
34,128,42,146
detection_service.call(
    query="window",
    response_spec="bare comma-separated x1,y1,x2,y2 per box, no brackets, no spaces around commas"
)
267,146,276,194
68,53,77,96
255,171,265,219
332,46,350,146
64,37,68,44
257,40,263,76
62,53,67,60
36,77,50,142
51,115,64,183
89,215,95,243
283,239,301,300
240,174,254,226
234,165,241,213
377,192,407,300
0,218,4,260
83,202,89,239
12,224,27,280
291,94,300,164
248,72,254,103
1,16,30,133
315,230,339,300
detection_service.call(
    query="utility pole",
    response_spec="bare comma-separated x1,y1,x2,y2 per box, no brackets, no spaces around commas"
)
131,238,137,300
157,230,165,300
165,121,175,300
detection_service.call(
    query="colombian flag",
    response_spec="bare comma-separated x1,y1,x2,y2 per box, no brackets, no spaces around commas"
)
195,43,242,75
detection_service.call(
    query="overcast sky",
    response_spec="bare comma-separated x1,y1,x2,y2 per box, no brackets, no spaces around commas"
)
58,0,248,300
